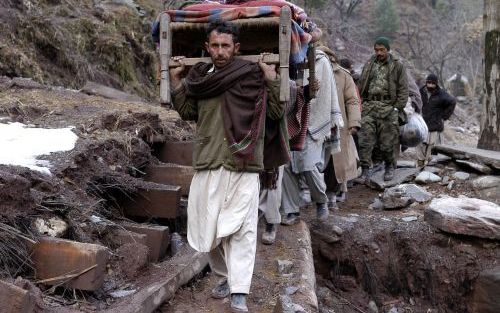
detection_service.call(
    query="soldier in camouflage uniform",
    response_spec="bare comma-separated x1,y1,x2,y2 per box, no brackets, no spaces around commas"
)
357,37,409,181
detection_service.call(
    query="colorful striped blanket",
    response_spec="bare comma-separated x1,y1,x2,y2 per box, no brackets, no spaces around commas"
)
152,0,318,64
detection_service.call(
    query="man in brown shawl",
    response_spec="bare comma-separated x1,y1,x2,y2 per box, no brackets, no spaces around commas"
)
169,22,285,312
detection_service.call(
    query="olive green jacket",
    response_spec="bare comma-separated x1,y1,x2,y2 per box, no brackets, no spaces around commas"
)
358,54,409,116
171,77,283,172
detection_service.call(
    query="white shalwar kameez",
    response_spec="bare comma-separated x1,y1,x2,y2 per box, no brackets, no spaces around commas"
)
187,166,259,294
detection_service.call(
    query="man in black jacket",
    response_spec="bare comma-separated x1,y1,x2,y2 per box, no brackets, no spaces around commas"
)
416,74,456,166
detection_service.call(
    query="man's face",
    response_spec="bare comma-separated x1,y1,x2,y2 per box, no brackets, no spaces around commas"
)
205,31,240,69
426,81,437,92
374,44,389,62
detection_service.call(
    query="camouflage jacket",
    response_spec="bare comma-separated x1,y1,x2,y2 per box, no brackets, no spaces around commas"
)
358,54,409,115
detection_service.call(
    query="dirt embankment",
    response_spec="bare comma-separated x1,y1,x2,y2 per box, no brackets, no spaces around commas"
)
312,182,499,313
0,0,162,100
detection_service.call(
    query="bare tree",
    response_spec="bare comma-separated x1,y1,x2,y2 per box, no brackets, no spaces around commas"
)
478,0,500,150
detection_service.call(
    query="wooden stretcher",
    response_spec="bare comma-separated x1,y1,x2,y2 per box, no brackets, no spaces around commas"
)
158,6,316,105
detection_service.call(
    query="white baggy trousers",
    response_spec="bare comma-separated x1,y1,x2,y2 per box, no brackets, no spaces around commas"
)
187,167,259,294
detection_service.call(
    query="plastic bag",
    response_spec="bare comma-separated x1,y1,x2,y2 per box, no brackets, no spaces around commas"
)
399,113,428,147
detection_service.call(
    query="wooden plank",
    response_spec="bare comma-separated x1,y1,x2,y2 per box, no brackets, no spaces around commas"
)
102,246,208,313
279,6,291,103
33,238,110,291
307,44,317,99
169,54,280,68
145,164,195,196
123,185,182,219
157,141,194,166
160,13,172,105
170,17,280,31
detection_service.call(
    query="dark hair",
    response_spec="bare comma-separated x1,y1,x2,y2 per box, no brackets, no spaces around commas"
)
339,58,353,70
206,21,240,44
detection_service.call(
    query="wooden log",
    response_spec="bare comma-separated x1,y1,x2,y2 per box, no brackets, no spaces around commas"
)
170,17,280,31
307,44,317,99
169,54,280,68
160,13,172,105
279,6,291,103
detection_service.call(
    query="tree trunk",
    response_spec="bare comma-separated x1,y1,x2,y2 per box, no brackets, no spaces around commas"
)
478,0,500,150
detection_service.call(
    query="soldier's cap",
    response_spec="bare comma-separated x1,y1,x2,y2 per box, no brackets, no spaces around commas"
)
374,37,390,51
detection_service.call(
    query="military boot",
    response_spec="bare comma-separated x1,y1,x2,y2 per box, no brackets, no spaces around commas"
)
355,167,370,184
384,165,395,181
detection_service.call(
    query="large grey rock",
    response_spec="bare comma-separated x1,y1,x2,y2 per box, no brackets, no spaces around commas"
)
415,171,441,184
473,176,500,190
453,171,470,181
425,196,500,239
472,267,500,313
369,168,420,190
472,176,500,202
456,160,493,174
382,184,433,209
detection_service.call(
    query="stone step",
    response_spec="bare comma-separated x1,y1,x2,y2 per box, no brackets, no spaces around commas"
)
122,185,181,219
32,237,110,291
122,223,170,262
145,164,194,196
0,280,36,313
157,141,194,166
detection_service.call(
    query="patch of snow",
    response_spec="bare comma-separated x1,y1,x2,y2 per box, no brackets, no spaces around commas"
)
0,122,77,175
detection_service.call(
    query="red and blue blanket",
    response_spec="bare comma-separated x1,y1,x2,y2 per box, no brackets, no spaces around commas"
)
152,0,319,64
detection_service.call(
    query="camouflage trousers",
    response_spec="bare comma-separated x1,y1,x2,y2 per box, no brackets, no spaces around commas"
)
358,108,399,168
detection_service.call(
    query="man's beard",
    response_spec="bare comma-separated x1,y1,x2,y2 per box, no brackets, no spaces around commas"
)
426,86,436,93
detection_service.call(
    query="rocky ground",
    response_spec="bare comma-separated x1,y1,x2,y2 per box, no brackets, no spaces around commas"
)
0,77,196,312
0,1,496,311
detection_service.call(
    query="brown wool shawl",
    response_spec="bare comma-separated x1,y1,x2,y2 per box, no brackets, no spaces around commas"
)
184,59,267,162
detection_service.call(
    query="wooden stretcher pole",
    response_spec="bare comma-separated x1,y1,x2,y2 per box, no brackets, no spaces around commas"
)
279,6,291,103
307,43,316,99
160,13,172,106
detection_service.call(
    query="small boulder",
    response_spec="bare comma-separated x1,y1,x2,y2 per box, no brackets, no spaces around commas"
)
473,176,500,190
415,171,441,184
453,171,470,181
423,166,442,174
277,259,294,275
368,300,379,313
382,188,412,209
32,217,68,237
472,176,500,201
